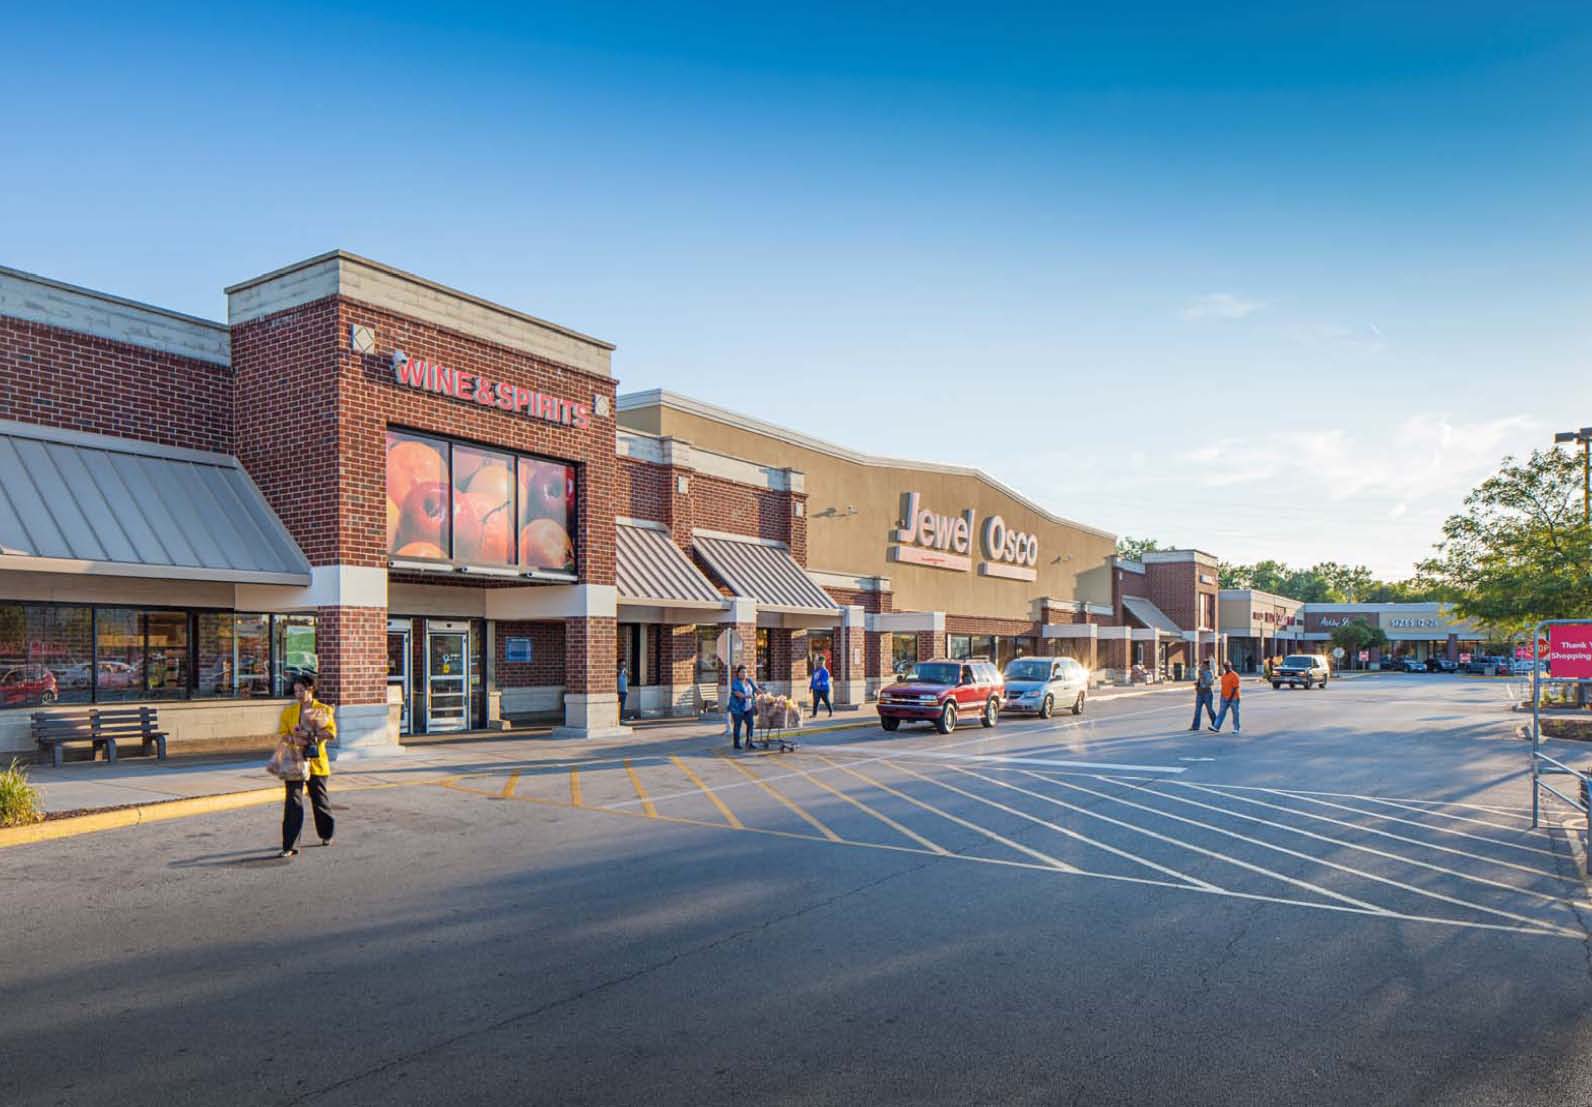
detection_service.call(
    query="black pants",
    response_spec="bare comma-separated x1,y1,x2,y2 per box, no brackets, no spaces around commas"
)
812,688,833,716
283,775,334,850
618,691,627,718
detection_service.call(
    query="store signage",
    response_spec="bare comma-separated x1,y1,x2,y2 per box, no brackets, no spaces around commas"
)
891,492,1039,579
1389,616,1441,630
1549,625,1592,680
390,349,591,429
1304,612,1380,633
505,637,533,663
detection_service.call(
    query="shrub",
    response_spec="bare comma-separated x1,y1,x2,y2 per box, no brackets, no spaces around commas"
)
0,759,43,827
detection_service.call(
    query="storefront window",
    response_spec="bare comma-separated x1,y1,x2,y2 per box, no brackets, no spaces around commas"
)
696,625,724,685
948,634,972,660
891,633,918,677
517,456,577,574
969,635,996,661
808,633,834,679
454,445,515,566
94,608,143,701
198,613,271,698
756,628,770,683
386,429,450,559
144,611,188,698
0,604,92,707
274,614,318,695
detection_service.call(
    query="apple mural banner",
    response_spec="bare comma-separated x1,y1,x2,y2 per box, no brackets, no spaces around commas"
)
386,430,576,571
1548,625,1592,680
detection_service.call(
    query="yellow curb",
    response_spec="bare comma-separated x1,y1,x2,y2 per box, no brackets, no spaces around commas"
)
0,787,283,850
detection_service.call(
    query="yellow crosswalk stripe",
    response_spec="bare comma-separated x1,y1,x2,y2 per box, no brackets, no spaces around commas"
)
499,771,521,800
570,765,583,807
624,758,658,818
717,754,840,841
670,756,744,829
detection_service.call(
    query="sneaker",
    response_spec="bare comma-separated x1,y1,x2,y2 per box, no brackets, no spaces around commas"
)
1208,727,1220,733
321,838,334,847
279,848,298,859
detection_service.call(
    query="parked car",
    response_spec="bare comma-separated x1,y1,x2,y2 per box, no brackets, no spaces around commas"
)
1002,656,1088,718
878,659,1004,734
1465,656,1510,675
1426,657,1459,673
0,664,59,706
1272,654,1332,690
1510,658,1545,675
1400,657,1427,673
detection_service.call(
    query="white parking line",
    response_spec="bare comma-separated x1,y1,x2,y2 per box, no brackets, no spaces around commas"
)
819,746,1186,774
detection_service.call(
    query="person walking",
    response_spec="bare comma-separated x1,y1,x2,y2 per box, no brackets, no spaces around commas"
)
1209,661,1242,734
279,674,336,857
1189,660,1216,731
729,664,759,750
809,654,834,718
617,662,629,720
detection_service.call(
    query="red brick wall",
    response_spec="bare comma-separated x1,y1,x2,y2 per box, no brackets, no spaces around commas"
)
692,474,790,543
566,615,616,695
1,317,234,454
945,614,1040,638
616,456,669,524
316,605,387,706
494,620,566,687
824,587,891,614
232,295,619,577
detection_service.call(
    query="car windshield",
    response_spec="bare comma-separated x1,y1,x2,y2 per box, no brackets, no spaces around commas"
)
1005,659,1051,681
910,662,961,685
1284,655,1316,667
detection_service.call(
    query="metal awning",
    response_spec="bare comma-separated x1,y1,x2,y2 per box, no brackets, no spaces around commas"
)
1122,596,1183,635
693,531,839,614
616,522,724,608
0,421,312,585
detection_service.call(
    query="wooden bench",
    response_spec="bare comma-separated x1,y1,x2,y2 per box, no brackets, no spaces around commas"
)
32,707,168,767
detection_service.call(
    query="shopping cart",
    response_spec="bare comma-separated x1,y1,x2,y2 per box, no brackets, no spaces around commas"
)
749,695,801,753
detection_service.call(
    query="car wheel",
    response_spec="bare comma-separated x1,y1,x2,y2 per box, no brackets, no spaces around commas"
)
1072,692,1085,716
881,716,900,732
1038,694,1053,720
981,697,999,728
1272,681,1281,690
1318,678,1328,689
40,690,57,705
1302,678,1312,690
935,702,958,735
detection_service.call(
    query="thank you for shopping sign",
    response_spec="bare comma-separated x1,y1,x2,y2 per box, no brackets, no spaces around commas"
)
1548,624,1592,679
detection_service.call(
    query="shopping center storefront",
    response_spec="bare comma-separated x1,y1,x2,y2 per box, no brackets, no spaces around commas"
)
1271,603,1487,667
0,251,1240,756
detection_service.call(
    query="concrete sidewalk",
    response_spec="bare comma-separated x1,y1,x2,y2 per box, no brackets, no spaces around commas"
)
13,680,1202,821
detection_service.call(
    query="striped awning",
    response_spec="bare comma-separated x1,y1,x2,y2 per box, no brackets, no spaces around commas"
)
693,532,839,614
616,522,723,607
0,421,312,585
1122,595,1182,635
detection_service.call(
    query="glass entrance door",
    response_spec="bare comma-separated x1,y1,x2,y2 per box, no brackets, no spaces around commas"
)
387,618,412,735
426,623,470,733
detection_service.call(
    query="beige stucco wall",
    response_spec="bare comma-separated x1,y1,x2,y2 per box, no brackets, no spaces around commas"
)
625,404,1116,620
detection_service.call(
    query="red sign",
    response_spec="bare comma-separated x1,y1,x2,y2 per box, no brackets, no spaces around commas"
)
391,350,590,429
1357,649,1369,662
1549,625,1592,680
1515,646,1532,660
1459,652,1472,663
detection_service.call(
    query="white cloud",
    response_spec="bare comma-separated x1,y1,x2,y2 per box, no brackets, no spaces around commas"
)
1180,292,1264,321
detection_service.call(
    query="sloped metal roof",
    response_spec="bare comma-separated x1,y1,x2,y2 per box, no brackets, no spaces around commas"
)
693,532,839,614
0,422,312,584
616,523,723,607
1122,595,1183,635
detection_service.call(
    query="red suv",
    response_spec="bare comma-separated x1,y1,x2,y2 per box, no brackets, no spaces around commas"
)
878,659,1003,734
0,664,59,706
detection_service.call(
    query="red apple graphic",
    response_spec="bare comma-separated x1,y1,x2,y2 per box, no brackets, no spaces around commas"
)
455,491,513,564
398,481,449,551
520,518,574,571
529,463,571,521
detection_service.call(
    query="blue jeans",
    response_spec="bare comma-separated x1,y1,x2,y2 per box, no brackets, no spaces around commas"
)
732,709,755,743
1191,689,1215,729
1213,696,1240,732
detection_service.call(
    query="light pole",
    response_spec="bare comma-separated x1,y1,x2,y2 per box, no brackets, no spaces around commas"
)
1554,427,1592,525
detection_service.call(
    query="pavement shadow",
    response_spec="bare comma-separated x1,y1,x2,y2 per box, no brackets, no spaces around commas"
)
168,849,292,869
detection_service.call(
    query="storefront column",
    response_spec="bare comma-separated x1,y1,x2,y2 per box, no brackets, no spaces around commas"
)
917,629,947,661
664,623,698,716
835,605,866,705
559,613,628,737
316,604,396,758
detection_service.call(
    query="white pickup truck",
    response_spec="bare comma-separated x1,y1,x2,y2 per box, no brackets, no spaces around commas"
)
1272,654,1332,689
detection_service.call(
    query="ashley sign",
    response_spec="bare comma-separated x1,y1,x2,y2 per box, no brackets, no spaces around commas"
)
390,349,591,429
892,492,1038,580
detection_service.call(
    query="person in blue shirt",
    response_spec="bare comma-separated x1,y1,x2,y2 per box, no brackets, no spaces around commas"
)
617,662,629,720
810,654,834,717
729,664,758,750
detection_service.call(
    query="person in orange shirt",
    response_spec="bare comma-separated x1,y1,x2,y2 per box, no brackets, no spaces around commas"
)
1209,661,1242,734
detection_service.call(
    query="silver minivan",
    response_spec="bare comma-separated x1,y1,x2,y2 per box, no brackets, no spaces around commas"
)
1002,656,1089,718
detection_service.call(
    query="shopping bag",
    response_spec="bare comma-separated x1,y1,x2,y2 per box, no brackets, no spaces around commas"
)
266,740,309,781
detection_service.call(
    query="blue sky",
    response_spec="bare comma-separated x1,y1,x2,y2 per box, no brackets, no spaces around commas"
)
5,2,1591,577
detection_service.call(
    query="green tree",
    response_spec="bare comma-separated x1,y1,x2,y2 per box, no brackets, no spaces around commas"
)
1328,620,1390,667
1417,448,1592,634
1116,536,1164,561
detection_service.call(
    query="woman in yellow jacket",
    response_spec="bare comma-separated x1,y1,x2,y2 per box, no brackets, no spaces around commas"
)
279,674,336,857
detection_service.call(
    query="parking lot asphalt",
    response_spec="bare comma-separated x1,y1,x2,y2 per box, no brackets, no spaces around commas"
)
4,674,1590,1106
